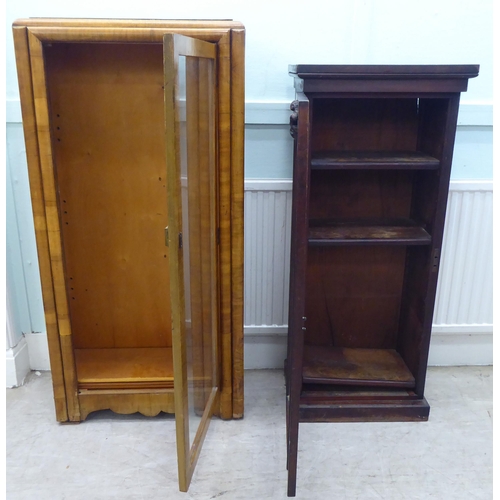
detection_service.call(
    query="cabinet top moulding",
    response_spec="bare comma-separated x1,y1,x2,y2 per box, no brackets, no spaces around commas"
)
13,18,244,29
289,64,479,94
12,18,245,44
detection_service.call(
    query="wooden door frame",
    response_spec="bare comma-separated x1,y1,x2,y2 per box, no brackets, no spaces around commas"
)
164,32,220,492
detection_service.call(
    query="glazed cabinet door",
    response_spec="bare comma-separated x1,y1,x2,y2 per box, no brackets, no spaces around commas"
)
163,33,219,492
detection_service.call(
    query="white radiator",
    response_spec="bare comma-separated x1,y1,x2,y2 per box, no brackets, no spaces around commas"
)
433,181,493,328
244,180,293,332
244,179,493,368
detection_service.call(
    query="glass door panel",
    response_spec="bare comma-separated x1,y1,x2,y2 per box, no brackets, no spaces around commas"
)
164,34,218,492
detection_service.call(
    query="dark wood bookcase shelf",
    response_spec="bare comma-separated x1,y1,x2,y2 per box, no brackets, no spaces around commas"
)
311,150,440,170
285,64,479,496
302,346,415,388
308,223,431,245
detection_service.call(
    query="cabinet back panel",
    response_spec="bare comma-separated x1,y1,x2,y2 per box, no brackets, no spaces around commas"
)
410,170,440,231
309,170,414,221
311,99,418,153
417,98,450,159
305,246,406,349
45,43,171,349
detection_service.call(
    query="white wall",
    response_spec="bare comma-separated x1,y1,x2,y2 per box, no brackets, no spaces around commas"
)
5,0,494,103
5,0,494,378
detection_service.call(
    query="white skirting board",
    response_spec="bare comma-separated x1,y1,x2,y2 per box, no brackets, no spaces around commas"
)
25,332,51,371
5,332,50,388
5,337,31,388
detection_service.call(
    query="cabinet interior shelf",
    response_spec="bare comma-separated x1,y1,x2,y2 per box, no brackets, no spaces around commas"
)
302,346,416,388
75,347,174,390
310,151,440,170
308,219,432,245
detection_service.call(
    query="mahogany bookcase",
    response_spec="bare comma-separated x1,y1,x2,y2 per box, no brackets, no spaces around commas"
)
286,64,479,496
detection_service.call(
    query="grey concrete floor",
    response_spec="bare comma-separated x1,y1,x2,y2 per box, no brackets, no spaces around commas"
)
6,367,492,499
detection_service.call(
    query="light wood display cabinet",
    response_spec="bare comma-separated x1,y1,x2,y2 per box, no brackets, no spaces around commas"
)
285,64,479,496
13,18,245,491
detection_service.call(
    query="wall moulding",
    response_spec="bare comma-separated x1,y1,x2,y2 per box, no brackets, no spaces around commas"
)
7,99,493,126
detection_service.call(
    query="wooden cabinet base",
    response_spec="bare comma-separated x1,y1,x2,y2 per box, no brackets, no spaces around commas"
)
77,390,176,422
298,398,430,423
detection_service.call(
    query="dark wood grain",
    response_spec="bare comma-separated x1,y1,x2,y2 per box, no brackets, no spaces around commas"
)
311,98,418,153
305,246,407,349
308,224,431,245
301,385,418,401
302,346,415,388
286,92,311,497
286,64,477,496
299,398,430,422
311,150,439,169
308,170,414,221
289,64,479,78
290,65,479,96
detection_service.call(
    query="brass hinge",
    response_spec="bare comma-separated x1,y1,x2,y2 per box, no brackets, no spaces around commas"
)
164,227,183,249
432,248,440,272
